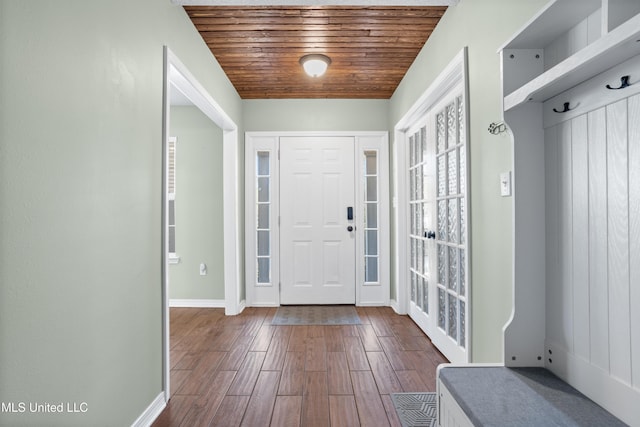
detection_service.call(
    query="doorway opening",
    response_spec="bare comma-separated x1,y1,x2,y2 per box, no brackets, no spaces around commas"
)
161,47,240,401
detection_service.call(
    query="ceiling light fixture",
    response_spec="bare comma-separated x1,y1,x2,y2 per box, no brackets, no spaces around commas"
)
300,54,331,77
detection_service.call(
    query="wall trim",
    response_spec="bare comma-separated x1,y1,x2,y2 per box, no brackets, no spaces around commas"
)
169,299,226,308
389,299,400,314
130,392,165,427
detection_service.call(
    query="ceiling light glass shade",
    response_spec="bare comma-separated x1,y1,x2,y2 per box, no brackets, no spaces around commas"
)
300,54,331,77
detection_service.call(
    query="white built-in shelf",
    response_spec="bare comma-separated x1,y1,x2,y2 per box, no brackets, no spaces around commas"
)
501,0,601,50
501,0,640,112
504,12,640,111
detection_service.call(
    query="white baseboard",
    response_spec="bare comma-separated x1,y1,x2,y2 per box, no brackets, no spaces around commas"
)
169,299,225,308
131,392,165,427
389,299,401,314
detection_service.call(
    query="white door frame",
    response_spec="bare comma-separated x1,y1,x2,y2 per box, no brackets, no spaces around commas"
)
161,47,241,401
245,131,390,307
393,48,471,361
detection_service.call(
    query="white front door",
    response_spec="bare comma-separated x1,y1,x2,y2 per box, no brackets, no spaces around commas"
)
279,136,356,304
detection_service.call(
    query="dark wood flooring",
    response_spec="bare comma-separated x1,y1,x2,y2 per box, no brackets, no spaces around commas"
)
152,306,448,427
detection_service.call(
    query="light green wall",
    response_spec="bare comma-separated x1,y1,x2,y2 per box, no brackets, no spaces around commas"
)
390,0,547,362
0,1,241,426
169,106,224,300
243,99,389,131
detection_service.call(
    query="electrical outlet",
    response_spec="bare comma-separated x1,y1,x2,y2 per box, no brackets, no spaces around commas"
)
500,172,512,197
199,263,207,276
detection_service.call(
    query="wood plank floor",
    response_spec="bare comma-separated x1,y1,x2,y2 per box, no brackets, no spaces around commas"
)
152,306,448,427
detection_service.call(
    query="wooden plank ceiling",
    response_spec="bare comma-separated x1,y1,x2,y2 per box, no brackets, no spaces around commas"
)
184,6,447,99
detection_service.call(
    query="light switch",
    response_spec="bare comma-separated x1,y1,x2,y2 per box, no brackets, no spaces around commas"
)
199,263,207,276
500,172,512,197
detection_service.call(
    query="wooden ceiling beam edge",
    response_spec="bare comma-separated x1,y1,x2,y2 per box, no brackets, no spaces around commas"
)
174,0,456,5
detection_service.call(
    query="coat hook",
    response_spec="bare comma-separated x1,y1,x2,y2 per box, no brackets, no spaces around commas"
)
606,75,631,90
488,121,507,135
553,102,573,113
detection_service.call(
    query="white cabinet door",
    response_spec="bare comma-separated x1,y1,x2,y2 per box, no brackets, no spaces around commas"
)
280,136,356,304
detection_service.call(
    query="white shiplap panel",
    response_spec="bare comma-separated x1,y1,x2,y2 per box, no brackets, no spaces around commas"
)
587,107,610,371
571,114,590,361
545,126,562,347
628,93,640,389
606,99,632,384
559,120,574,353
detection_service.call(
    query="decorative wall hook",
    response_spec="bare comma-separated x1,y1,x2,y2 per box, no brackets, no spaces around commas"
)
606,75,631,90
488,121,507,135
553,102,573,113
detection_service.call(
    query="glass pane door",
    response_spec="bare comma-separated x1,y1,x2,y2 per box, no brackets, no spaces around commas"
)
434,95,468,356
408,124,435,334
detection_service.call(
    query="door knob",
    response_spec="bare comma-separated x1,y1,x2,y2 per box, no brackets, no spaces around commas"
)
424,230,436,239
347,226,354,232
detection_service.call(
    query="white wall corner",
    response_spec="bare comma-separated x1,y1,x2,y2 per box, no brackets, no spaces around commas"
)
130,392,165,427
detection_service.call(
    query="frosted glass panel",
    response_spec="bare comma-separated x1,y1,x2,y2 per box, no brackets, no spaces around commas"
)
416,165,422,201
438,200,446,240
448,293,457,339
448,247,458,291
422,203,430,233
258,177,269,202
365,257,378,283
366,230,378,256
409,135,416,166
421,127,428,164
257,151,269,175
168,200,175,224
417,278,423,310
448,198,458,244
168,227,175,254
460,197,466,244
447,102,456,149
366,203,377,228
459,249,466,297
438,244,446,285
438,288,446,329
257,258,270,283
416,236,423,273
437,155,446,197
422,240,429,275
257,204,269,229
460,300,466,348
411,273,416,303
448,150,458,195
411,239,416,270
257,231,270,256
437,112,445,154
459,146,466,194
457,96,465,146
366,177,377,202
421,279,428,313
365,151,377,175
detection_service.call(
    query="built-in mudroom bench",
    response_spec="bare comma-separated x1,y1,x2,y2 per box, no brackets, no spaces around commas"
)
436,0,640,425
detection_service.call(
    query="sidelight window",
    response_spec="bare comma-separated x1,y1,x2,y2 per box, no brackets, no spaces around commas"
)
256,151,271,284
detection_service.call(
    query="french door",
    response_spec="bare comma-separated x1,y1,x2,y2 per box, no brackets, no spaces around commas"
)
279,136,356,304
407,87,470,364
